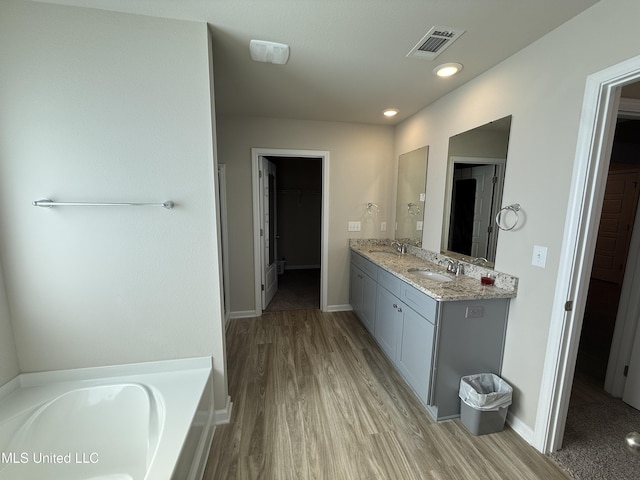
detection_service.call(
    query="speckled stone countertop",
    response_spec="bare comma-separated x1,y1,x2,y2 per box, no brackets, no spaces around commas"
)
350,239,518,301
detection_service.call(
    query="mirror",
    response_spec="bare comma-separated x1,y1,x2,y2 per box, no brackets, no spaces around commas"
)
441,116,512,266
395,146,428,247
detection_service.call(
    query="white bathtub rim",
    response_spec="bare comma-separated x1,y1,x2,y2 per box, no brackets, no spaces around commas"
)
11,356,211,389
0,357,213,480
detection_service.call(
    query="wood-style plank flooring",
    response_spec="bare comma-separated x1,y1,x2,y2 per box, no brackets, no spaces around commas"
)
204,310,569,480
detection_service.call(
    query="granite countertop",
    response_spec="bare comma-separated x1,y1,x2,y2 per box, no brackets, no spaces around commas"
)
350,242,518,301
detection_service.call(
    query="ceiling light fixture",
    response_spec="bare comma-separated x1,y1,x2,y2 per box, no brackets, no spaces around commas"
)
249,39,290,65
433,62,463,77
383,109,399,118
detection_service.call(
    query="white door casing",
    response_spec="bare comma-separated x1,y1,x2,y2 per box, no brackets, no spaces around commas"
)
535,54,640,454
251,148,330,315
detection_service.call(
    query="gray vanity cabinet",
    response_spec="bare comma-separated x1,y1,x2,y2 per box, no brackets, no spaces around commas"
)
426,298,509,420
349,253,377,335
374,285,402,360
349,250,510,422
375,268,436,403
396,302,435,402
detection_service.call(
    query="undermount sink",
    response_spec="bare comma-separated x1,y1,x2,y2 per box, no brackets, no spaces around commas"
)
407,268,452,283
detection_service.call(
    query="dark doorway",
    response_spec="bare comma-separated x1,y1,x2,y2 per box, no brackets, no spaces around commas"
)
265,156,322,311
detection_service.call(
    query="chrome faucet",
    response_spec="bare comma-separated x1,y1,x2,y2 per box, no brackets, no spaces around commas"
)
472,257,489,265
444,259,464,276
391,241,407,254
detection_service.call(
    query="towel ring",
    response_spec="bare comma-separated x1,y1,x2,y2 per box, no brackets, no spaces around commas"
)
495,203,521,231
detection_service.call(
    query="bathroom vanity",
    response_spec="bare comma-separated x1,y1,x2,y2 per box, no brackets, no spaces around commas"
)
349,242,517,421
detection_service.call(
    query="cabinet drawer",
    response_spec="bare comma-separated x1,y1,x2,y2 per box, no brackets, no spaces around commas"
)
351,251,378,278
401,283,437,323
377,267,403,297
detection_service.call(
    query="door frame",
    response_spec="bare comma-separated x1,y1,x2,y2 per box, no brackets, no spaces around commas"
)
217,164,231,328
251,148,330,315
535,54,640,453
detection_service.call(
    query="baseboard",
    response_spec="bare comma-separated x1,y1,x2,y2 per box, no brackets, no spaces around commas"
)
506,411,535,446
231,306,353,316
325,304,353,312
229,310,260,319
215,395,233,425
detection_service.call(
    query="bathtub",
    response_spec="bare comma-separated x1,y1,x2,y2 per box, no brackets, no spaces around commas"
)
0,357,215,480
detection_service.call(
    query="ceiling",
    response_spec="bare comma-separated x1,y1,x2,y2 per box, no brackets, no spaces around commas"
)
38,0,600,125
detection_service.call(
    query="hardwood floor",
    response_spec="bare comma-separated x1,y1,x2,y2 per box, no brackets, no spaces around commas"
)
204,310,569,480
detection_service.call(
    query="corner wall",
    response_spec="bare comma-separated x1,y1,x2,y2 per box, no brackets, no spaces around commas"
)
395,0,640,436
0,0,227,407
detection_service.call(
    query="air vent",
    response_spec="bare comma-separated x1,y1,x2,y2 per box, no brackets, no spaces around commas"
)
407,26,465,60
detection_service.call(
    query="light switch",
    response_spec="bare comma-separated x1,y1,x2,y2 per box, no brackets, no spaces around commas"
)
416,221,423,231
381,222,387,232
532,245,548,268
348,221,361,232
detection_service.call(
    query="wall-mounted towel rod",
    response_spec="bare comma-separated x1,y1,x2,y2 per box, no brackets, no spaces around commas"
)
32,199,174,209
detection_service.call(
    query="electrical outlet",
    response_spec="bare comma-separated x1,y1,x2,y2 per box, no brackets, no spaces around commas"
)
348,221,361,232
380,222,387,232
416,221,423,231
465,306,484,318
532,245,548,268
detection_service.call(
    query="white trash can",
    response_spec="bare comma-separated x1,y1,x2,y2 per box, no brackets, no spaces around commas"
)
459,373,512,435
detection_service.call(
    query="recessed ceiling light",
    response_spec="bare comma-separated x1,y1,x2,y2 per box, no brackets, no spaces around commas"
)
433,62,463,77
383,109,399,118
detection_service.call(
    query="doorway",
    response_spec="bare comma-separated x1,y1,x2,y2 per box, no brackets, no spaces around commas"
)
251,148,330,315
536,55,640,454
578,151,640,386
265,156,322,311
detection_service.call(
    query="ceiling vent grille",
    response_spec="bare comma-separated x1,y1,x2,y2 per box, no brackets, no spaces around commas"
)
407,26,465,60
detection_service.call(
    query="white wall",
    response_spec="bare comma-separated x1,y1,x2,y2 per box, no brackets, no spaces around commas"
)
0,1,227,408
395,0,640,434
216,116,395,313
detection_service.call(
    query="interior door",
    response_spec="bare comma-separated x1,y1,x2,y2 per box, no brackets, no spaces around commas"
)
261,157,278,308
591,168,640,284
469,164,496,259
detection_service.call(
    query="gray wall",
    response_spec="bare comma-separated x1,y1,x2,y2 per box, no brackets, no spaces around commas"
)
217,116,395,314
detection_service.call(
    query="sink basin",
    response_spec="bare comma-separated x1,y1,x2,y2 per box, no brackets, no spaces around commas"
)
407,268,452,283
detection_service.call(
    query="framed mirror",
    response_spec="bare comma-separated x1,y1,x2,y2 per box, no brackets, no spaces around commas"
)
441,116,512,266
395,146,428,247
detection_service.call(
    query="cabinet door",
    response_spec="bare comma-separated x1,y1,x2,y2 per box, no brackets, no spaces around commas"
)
397,306,435,402
360,273,377,334
375,286,401,362
349,263,364,316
